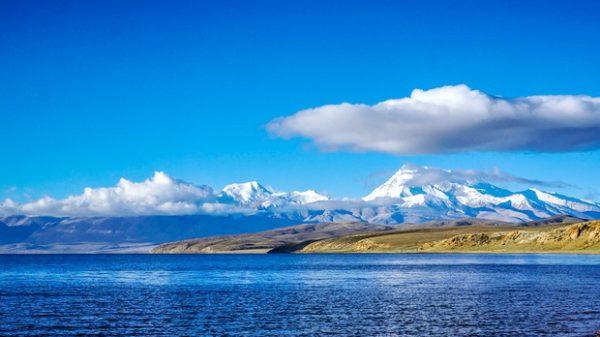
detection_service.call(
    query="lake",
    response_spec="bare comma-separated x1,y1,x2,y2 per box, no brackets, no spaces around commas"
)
0,254,599,336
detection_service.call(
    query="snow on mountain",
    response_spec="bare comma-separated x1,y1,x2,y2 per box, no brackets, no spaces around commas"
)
279,190,329,204
363,167,418,200
2,166,600,252
1,166,598,226
220,181,329,209
359,165,600,223
221,181,273,206
528,188,599,213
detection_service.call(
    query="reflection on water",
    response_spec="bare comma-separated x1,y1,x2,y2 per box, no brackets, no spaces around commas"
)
0,254,599,336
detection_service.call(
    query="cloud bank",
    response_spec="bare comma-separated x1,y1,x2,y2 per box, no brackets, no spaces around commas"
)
0,172,216,217
268,84,600,154
0,172,330,217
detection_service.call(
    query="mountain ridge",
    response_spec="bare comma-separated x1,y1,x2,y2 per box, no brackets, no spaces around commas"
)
150,215,589,254
358,165,600,223
2,165,599,224
1,165,599,252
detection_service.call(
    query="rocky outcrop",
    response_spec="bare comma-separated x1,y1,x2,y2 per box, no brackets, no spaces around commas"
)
419,221,600,252
150,218,600,254
300,237,391,253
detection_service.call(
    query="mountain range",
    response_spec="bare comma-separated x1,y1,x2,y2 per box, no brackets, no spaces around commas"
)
199,165,600,224
361,165,600,223
1,165,599,252
219,181,329,208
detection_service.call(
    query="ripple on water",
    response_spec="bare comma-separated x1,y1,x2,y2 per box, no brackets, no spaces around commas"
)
0,254,599,337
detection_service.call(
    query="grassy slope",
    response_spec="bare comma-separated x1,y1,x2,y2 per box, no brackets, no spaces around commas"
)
151,218,521,253
150,215,595,254
151,222,392,253
299,221,600,254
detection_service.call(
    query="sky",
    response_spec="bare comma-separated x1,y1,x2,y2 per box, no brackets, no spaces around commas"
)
1,0,600,203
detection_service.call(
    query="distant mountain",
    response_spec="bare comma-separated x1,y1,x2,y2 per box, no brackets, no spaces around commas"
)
212,166,600,225
151,222,393,254
151,215,587,254
3,166,597,224
0,214,300,250
220,181,274,206
359,165,600,223
220,181,328,209
1,165,599,252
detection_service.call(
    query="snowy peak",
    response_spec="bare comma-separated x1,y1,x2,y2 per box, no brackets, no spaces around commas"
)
527,188,599,213
1,166,598,225
362,165,600,222
285,190,329,204
221,181,272,205
363,165,428,201
220,181,328,208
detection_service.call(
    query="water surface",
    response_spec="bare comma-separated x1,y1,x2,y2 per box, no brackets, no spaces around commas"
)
1,254,599,336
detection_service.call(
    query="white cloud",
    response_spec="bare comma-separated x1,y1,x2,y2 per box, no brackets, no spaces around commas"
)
0,172,331,217
0,198,19,216
2,172,216,217
268,84,600,154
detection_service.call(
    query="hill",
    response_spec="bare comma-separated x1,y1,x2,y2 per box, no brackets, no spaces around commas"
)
297,219,599,254
151,222,392,253
151,216,590,254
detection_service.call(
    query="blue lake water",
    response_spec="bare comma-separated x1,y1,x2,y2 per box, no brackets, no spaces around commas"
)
0,254,599,337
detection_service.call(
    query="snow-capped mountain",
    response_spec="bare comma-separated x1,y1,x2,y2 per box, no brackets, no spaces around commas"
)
220,181,329,209
2,165,599,238
2,165,599,252
360,165,600,223
221,181,273,206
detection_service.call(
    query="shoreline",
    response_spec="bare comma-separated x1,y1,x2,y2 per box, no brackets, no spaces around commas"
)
2,250,600,255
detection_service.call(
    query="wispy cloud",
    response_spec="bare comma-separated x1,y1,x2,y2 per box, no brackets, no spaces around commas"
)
389,164,572,189
268,84,600,154
465,167,572,189
362,169,398,190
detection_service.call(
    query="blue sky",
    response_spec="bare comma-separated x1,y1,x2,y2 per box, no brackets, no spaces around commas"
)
1,0,600,201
